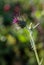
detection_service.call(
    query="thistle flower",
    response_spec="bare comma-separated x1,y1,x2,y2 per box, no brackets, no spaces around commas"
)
18,21,26,28
13,18,18,24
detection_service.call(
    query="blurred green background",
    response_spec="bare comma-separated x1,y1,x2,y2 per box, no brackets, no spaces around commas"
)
0,0,44,65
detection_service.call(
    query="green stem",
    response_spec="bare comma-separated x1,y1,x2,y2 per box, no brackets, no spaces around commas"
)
29,30,40,65
27,28,43,65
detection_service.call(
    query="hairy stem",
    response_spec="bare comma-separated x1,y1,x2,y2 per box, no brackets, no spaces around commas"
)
27,26,43,65
29,30,40,65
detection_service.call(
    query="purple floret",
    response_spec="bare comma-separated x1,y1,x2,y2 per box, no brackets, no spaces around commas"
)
13,18,18,23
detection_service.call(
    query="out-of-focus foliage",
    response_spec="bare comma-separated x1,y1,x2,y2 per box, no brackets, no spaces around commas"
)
0,0,44,65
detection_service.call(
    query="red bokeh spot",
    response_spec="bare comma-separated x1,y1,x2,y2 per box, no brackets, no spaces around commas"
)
4,4,10,12
14,6,20,13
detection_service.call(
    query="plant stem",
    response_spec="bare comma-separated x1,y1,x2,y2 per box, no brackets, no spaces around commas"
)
29,30,40,65
27,27,43,65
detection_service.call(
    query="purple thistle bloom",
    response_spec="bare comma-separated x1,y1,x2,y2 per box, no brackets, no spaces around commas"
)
13,18,18,24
